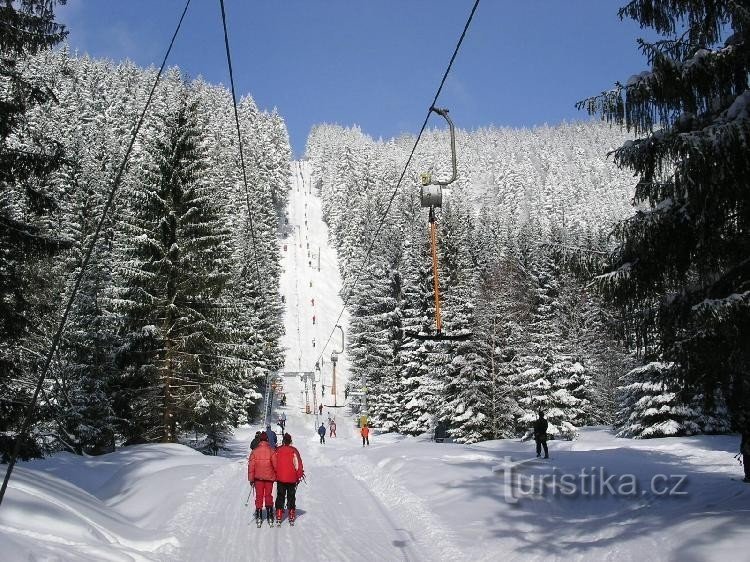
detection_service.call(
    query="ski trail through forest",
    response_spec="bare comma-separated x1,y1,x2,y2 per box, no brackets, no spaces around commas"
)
160,162,455,561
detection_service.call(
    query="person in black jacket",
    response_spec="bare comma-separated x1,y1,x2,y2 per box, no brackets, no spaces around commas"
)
741,431,750,483
533,411,549,459
250,431,261,451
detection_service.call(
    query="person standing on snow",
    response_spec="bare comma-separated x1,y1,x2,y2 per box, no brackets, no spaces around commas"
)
318,422,326,444
533,411,549,459
361,424,370,447
318,404,323,416
741,431,750,483
248,432,276,525
250,431,261,450
266,424,278,449
278,413,287,433
272,433,305,525
329,418,337,438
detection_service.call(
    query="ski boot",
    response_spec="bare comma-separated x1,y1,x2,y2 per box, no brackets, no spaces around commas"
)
276,508,284,527
266,507,275,528
289,508,296,526
255,508,263,529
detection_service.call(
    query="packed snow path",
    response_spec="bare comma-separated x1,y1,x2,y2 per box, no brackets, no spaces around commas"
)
163,161,457,561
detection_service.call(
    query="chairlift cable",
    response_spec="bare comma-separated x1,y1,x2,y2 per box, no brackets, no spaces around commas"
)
218,0,265,295
313,0,481,366
0,0,193,508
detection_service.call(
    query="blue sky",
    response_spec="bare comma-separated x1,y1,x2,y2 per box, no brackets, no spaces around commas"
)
57,1,654,158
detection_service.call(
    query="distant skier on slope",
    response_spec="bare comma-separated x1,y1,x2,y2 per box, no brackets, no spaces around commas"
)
318,404,323,416
266,424,278,449
533,411,549,459
312,314,316,325
248,432,276,526
272,433,305,525
361,425,370,447
329,419,337,438
318,423,326,444
278,413,287,433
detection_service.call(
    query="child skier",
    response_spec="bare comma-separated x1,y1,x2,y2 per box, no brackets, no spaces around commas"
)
361,425,370,447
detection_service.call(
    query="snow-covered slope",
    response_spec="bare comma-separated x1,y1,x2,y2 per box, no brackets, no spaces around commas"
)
1,162,748,561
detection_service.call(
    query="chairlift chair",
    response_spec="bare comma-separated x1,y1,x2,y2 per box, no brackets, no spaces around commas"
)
403,106,470,342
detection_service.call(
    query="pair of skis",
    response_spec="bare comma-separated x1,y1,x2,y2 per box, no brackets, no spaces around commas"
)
255,515,295,527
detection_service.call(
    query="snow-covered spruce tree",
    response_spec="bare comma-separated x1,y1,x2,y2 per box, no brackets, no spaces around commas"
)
0,0,69,461
513,251,590,440
50,145,118,455
616,362,703,437
474,254,536,439
347,257,400,428
392,192,439,434
113,76,233,445
436,195,491,443
579,0,749,430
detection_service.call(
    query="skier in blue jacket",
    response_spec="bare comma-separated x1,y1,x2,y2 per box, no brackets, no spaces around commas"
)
318,423,326,444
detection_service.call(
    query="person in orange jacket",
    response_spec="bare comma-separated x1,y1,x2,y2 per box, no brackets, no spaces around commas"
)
248,432,276,526
272,433,304,525
361,425,370,447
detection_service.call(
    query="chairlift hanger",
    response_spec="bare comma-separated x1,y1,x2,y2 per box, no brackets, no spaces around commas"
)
403,107,470,343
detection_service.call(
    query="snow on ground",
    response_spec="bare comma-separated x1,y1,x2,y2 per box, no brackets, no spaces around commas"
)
1,162,748,561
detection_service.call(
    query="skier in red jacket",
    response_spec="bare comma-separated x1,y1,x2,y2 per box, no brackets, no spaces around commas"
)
272,433,305,525
248,432,276,526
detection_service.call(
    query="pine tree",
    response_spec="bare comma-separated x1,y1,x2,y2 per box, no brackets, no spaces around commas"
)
113,77,233,445
579,0,750,430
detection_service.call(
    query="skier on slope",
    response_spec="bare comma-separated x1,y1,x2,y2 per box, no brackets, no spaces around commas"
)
329,418,337,438
248,432,276,526
361,424,370,447
318,423,326,444
266,424,278,449
278,413,287,433
318,404,323,416
272,433,305,525
533,411,549,459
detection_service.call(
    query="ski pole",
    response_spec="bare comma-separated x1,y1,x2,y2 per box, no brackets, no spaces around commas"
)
244,485,254,506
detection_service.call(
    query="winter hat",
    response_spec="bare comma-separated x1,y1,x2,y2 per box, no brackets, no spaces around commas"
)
260,431,268,441
282,433,292,445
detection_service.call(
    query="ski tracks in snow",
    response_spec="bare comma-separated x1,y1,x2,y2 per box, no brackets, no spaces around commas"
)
336,450,467,562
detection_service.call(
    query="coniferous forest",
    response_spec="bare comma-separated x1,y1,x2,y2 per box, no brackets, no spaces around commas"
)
1,29,291,459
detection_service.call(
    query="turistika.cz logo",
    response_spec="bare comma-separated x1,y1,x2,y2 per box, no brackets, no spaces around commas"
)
492,457,688,504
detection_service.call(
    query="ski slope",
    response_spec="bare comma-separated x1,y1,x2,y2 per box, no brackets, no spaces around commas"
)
1,162,748,561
